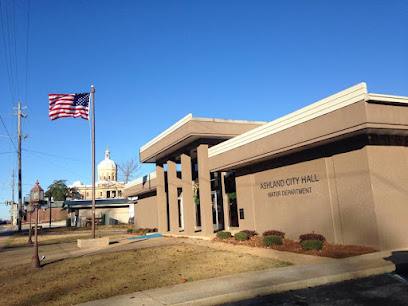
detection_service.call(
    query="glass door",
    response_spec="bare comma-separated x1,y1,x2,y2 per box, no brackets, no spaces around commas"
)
212,191,224,231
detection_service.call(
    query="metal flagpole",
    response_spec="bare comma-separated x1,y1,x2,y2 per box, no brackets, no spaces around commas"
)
91,85,96,239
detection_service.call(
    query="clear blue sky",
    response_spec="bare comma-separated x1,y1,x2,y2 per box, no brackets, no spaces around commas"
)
0,0,407,219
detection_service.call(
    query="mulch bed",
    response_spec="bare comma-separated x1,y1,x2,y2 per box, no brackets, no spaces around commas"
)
213,236,378,259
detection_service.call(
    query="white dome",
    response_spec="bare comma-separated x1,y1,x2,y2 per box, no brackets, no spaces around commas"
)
97,146,117,171
98,159,116,170
71,181,83,187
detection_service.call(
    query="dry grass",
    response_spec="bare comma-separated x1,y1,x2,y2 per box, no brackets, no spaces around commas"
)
0,243,291,306
2,224,132,249
4,232,128,249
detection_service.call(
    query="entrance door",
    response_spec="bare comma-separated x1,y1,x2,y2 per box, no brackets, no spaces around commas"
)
212,191,224,231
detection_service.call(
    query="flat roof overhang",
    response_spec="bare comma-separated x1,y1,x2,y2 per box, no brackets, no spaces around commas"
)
208,83,408,172
124,172,157,197
139,114,265,164
63,198,131,210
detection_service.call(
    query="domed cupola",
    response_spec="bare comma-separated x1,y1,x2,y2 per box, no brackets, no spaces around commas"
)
97,145,117,182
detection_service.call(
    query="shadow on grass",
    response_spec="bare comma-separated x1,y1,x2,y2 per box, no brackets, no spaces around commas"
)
41,258,65,267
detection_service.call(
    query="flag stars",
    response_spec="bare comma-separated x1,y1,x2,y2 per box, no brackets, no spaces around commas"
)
74,93,90,107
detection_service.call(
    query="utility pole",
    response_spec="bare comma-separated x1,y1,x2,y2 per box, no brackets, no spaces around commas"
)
11,169,14,206
48,197,51,229
14,102,27,232
11,169,15,224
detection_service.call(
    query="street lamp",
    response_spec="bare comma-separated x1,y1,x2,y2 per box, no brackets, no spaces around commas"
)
30,180,44,269
27,203,34,244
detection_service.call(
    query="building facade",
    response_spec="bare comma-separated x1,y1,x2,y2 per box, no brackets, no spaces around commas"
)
69,146,124,200
124,83,408,250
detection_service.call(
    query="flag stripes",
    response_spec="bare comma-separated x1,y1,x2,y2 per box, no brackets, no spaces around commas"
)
48,93,90,121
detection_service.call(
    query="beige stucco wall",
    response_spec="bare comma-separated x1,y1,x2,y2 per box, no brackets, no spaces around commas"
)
235,175,256,230
234,144,408,250
367,146,408,250
247,158,335,242
134,195,158,229
331,148,380,248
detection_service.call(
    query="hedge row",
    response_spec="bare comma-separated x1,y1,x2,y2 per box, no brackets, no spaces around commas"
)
216,231,232,239
301,240,323,250
216,229,326,250
263,235,282,246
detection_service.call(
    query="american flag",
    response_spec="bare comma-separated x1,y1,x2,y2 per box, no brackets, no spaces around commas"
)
48,93,90,121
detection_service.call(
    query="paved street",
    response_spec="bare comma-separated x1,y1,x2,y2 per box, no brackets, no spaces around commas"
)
224,273,408,306
0,224,16,235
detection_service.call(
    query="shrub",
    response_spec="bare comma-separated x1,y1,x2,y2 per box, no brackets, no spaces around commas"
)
216,231,232,239
263,235,282,246
299,232,326,243
234,232,249,241
240,230,258,237
301,240,324,251
127,228,133,233
262,230,285,238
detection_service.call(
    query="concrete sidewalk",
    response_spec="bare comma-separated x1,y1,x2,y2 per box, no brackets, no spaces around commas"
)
80,249,404,306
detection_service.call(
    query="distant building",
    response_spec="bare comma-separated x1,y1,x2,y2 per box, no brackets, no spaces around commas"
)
8,203,18,225
67,146,130,226
22,199,67,224
69,146,125,200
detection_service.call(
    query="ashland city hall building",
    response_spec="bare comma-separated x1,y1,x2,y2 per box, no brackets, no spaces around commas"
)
124,83,408,251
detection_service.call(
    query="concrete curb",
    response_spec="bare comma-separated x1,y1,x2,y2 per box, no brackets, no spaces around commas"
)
174,265,395,305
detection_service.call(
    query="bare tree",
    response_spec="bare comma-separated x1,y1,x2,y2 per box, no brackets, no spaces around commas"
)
118,156,140,183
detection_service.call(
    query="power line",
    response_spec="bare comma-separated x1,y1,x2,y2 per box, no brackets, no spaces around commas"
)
22,148,86,162
24,0,31,104
24,150,89,180
5,0,17,100
0,0,16,104
0,114,17,151
11,0,19,100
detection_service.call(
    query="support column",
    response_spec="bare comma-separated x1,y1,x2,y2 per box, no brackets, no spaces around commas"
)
325,157,343,244
156,164,168,233
167,160,179,233
197,144,213,235
221,172,230,230
181,154,195,235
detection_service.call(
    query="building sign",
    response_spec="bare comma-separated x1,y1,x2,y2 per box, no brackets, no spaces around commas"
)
259,174,319,198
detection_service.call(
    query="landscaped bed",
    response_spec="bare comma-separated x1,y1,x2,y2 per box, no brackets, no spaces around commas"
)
213,235,378,259
0,243,291,306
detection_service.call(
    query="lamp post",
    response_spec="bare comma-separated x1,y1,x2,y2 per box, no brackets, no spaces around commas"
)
30,180,44,269
27,203,34,244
